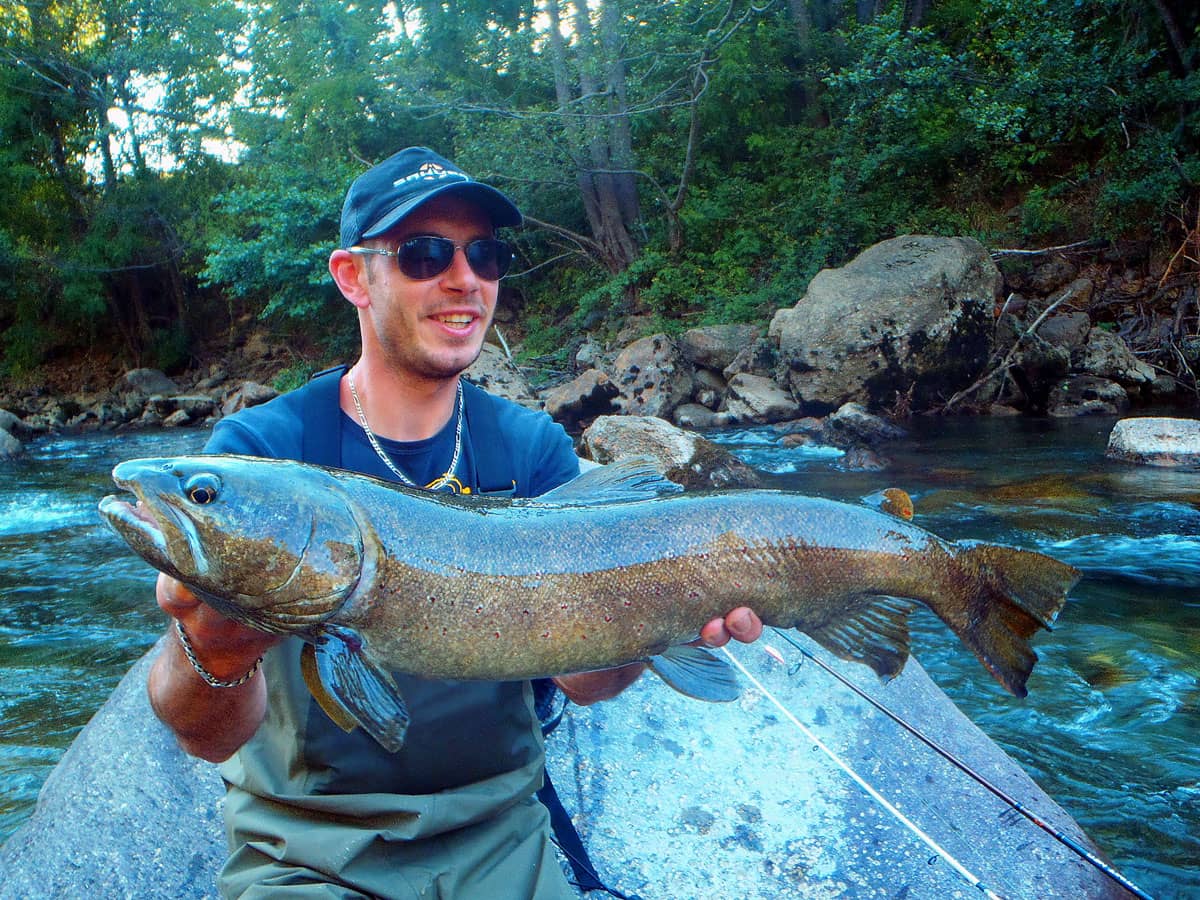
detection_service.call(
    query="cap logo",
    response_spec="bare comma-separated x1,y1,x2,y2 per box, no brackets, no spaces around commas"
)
393,162,469,190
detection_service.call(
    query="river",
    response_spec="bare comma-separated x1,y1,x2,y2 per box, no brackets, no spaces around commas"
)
0,417,1197,898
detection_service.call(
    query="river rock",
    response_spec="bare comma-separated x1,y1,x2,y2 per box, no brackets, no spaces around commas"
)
1077,328,1156,388
0,427,22,459
722,373,800,424
611,334,694,419
678,324,762,372
1048,375,1130,417
542,369,620,432
723,337,777,380
769,235,998,414
581,415,760,489
0,644,225,898
1038,312,1092,353
220,381,278,417
1106,417,1200,467
148,394,218,422
465,343,539,407
118,368,179,397
0,408,24,435
671,404,738,430
821,402,907,448
690,368,726,408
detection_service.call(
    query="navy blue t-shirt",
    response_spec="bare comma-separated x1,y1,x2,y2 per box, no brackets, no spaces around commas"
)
207,375,580,797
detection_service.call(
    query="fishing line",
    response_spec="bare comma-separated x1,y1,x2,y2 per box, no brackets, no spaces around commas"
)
768,628,1155,900
718,644,1004,900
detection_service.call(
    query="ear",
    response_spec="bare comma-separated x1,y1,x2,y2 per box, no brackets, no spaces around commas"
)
329,249,371,309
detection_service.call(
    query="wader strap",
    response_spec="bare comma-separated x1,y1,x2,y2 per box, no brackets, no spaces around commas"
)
300,365,348,468
460,380,517,495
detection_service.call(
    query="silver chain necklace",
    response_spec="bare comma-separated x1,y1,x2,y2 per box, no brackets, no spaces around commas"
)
347,370,466,492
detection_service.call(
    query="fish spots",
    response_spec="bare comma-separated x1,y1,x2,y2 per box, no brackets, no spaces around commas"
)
428,595,438,604
603,614,613,623
688,590,700,599
475,605,484,614
623,599,633,607
522,609,532,617
560,603,569,610
541,631,551,639
493,631,501,639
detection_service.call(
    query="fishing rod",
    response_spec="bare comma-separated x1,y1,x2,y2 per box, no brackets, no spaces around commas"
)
719,645,1005,900
767,628,1155,900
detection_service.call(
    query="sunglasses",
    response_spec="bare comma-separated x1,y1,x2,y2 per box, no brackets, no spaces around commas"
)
349,236,514,281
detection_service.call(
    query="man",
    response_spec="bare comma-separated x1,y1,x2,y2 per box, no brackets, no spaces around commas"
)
148,146,763,898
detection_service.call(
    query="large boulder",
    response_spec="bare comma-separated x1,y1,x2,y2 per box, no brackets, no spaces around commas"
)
1106,417,1200,467
611,334,694,419
677,324,762,372
0,639,1126,900
581,415,760,490
769,235,999,414
117,368,179,398
465,342,539,407
1077,328,1156,389
542,370,620,432
722,373,800,425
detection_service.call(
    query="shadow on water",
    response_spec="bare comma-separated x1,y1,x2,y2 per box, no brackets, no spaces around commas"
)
1,418,1197,897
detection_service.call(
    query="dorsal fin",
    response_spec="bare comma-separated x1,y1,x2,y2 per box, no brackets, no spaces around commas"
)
521,458,683,507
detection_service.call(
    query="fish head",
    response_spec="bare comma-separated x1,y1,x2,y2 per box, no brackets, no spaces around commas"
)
98,455,368,634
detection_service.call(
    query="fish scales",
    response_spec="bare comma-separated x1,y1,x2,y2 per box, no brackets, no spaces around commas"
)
340,492,946,680
99,455,1080,752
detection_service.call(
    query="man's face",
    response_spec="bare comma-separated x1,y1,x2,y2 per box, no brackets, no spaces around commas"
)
361,194,500,382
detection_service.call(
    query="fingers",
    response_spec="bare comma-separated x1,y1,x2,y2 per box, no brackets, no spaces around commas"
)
156,573,199,616
698,606,764,648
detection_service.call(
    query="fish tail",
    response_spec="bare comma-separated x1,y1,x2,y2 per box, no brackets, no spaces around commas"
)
950,543,1079,697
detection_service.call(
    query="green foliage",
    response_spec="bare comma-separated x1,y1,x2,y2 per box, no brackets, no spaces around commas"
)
273,363,318,395
2,0,1198,381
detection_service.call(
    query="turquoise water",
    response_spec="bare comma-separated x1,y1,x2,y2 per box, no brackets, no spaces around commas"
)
712,415,1199,898
0,418,1197,897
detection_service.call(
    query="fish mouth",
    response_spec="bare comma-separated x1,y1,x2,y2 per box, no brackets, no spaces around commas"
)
98,466,194,575
99,492,167,555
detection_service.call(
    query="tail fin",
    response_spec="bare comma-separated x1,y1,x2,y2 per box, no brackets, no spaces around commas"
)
952,543,1079,697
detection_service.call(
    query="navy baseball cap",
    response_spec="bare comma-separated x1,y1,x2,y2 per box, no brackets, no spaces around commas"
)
339,147,523,248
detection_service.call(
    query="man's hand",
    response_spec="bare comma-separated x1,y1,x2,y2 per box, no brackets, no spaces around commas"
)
697,606,763,649
156,574,278,681
148,573,278,762
554,606,764,706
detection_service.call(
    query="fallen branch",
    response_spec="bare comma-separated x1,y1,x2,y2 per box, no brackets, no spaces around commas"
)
989,239,1107,259
941,288,1076,412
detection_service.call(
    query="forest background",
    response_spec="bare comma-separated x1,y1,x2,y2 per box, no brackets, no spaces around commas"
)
1,0,1197,396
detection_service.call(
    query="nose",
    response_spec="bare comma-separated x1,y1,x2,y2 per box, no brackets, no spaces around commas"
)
439,244,479,291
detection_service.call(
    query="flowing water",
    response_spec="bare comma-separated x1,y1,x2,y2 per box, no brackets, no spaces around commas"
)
0,419,1197,897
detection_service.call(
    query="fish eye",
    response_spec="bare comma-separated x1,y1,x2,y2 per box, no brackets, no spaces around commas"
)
184,474,221,505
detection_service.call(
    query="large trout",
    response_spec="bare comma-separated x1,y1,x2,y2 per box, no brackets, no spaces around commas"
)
99,455,1078,752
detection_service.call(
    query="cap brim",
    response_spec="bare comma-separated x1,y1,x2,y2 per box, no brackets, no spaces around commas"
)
361,182,522,241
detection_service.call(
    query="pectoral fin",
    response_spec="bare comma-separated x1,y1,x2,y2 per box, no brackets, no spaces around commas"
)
648,644,740,702
301,642,359,733
307,627,410,752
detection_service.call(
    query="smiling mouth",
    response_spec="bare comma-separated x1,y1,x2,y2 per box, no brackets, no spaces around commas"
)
434,314,476,328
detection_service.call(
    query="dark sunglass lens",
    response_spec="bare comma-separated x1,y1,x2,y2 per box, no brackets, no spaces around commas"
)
467,240,513,280
398,237,455,279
